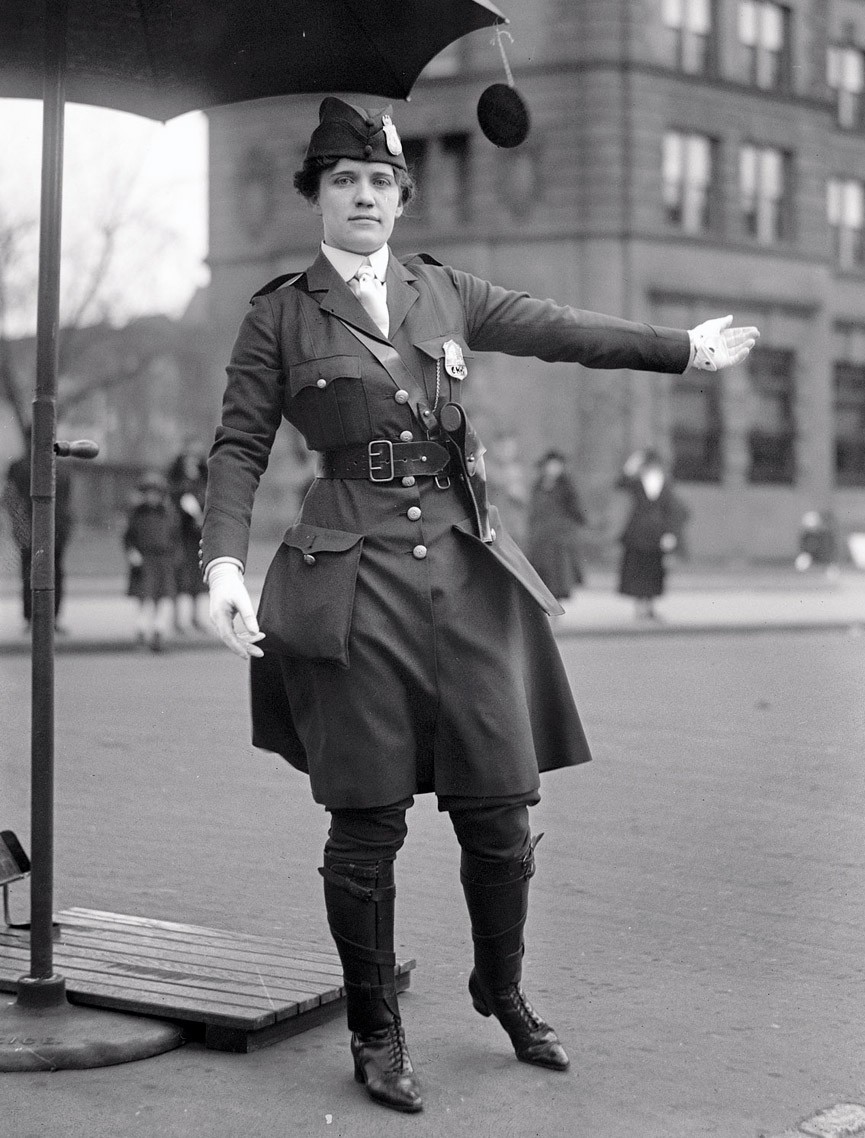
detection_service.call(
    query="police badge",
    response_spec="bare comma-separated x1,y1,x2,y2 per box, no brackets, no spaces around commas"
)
442,339,468,380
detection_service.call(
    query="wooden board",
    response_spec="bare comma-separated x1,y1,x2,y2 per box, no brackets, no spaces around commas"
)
0,907,415,1052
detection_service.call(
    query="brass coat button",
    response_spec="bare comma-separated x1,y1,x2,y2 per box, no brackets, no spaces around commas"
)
399,430,414,442
303,553,316,565
401,475,416,487
394,389,409,404
316,378,326,389
407,506,422,521
412,544,428,559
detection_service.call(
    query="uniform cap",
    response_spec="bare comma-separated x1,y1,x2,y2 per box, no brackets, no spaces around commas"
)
305,96,407,170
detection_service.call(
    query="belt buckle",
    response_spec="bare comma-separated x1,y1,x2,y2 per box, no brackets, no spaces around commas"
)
368,439,395,482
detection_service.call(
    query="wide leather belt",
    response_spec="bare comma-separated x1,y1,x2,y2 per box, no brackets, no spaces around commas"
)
318,439,451,482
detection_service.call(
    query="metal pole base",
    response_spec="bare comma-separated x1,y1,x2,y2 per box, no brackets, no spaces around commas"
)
0,992,183,1071
17,973,66,1007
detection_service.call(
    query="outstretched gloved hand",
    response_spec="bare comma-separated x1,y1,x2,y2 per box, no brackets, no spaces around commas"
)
689,315,759,371
208,562,265,659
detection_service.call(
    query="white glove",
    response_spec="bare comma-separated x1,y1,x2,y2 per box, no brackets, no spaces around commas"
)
207,562,264,659
126,547,143,567
689,315,759,371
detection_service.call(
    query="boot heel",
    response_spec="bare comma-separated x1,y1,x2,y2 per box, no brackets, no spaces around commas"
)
468,970,491,1016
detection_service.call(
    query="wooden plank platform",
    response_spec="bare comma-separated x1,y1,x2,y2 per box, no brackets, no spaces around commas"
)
0,908,415,1052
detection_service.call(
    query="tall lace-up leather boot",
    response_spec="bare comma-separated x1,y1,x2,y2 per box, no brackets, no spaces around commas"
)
460,836,570,1071
319,856,422,1113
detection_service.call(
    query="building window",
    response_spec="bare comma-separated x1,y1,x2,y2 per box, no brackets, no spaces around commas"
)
740,144,791,243
834,363,865,486
827,45,865,130
663,131,716,233
662,0,713,74
671,373,723,482
747,347,796,484
738,1,790,90
401,133,470,227
828,177,865,269
437,133,470,227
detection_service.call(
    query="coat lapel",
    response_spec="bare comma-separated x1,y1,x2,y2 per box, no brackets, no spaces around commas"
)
385,255,419,340
304,249,387,341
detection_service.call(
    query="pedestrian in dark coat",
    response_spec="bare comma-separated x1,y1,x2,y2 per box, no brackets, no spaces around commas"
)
617,448,689,619
201,97,759,1114
525,451,586,600
1,428,73,632
123,471,180,651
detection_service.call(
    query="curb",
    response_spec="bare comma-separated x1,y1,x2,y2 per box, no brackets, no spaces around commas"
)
0,636,225,657
1,619,864,657
554,619,865,639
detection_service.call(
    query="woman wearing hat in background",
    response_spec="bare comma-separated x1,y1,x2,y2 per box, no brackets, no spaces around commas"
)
616,448,690,620
201,96,758,1114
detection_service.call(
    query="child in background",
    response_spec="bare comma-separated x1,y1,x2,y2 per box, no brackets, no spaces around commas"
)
123,472,180,651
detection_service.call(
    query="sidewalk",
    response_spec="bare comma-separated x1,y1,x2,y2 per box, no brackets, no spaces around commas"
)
2,562,865,653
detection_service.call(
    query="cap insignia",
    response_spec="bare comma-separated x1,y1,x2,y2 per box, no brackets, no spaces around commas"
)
381,114,402,157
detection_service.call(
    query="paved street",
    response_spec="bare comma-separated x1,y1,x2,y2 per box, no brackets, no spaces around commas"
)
2,629,864,1137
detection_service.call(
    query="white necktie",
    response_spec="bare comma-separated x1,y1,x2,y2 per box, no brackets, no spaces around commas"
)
350,262,389,338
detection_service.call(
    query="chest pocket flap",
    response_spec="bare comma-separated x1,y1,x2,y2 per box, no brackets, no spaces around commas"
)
413,334,474,362
289,354,362,396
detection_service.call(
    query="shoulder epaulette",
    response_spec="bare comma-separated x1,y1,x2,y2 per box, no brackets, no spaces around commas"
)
250,272,305,301
403,252,443,267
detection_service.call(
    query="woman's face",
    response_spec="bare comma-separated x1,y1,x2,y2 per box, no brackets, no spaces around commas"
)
312,159,404,254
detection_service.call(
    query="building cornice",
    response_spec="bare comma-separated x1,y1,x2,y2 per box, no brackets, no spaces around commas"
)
416,57,833,116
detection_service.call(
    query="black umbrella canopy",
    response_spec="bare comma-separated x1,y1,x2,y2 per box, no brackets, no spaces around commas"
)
0,0,506,120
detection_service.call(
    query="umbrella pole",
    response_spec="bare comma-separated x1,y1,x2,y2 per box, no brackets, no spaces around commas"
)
0,0,182,1068
16,0,68,1010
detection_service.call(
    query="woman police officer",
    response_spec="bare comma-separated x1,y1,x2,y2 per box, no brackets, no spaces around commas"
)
201,97,758,1114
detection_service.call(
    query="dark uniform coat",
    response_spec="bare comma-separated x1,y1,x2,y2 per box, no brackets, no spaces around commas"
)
202,250,692,808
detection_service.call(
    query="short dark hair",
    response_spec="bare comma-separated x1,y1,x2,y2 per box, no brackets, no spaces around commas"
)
293,156,416,206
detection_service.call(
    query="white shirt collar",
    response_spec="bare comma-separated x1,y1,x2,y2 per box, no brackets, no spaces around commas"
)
320,242,390,283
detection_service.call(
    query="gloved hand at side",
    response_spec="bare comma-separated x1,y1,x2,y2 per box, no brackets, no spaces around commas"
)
689,315,759,371
207,561,265,659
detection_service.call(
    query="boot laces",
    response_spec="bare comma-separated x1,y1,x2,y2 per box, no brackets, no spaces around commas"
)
388,1017,410,1072
506,983,544,1031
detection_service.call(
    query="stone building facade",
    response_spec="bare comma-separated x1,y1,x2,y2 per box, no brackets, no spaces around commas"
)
204,0,865,562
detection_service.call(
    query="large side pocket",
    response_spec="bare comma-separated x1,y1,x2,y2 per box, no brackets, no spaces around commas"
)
256,523,364,667
452,509,565,617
